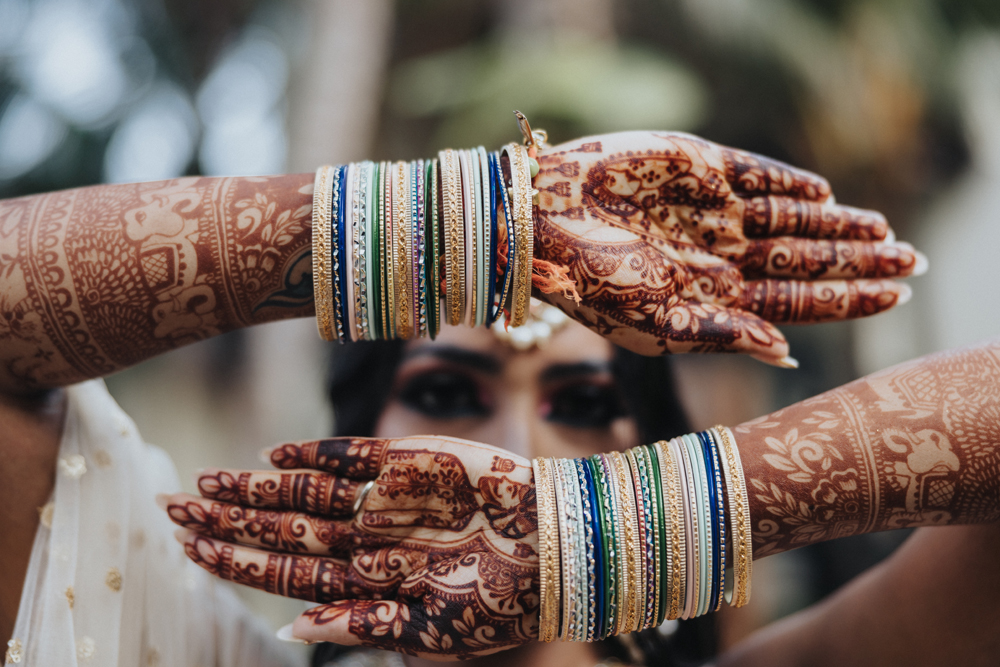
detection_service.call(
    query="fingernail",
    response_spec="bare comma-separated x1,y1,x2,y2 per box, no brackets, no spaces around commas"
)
896,283,913,306
155,493,170,511
260,447,274,464
775,356,800,369
912,250,929,277
883,228,896,244
173,528,189,543
276,623,306,644
191,468,206,483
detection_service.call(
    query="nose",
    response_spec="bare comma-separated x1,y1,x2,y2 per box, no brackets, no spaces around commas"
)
493,390,537,460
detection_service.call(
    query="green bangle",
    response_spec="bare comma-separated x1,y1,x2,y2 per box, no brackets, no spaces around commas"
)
646,445,669,626
590,455,616,639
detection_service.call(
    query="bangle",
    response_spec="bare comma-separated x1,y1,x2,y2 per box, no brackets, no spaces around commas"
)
502,142,533,327
344,163,358,341
458,149,475,327
428,159,441,338
414,160,427,339
312,165,337,341
480,146,497,326
394,161,412,339
440,149,463,327
470,147,485,327
592,454,618,638
715,425,753,607
576,459,599,641
701,430,727,612
335,165,350,342
626,449,650,630
533,457,561,643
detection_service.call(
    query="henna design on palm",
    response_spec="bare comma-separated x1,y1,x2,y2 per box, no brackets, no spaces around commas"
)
532,132,919,363
168,436,539,659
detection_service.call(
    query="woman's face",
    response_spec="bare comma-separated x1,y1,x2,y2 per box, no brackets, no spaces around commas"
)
374,321,640,459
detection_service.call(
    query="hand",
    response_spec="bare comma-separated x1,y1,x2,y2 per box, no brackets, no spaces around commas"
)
164,437,539,660
533,131,920,365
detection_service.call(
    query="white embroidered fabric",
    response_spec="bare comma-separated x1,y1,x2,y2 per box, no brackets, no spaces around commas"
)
6,380,302,667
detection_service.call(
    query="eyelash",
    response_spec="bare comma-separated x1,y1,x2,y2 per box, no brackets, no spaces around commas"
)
395,370,626,428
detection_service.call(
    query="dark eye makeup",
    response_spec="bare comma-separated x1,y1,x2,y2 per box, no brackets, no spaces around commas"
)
396,366,627,430
396,370,488,419
545,382,626,428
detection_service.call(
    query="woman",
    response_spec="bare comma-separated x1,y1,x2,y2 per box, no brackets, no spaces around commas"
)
0,130,916,665
168,338,1000,666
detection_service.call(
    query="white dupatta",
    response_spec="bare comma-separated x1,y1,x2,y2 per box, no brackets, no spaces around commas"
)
6,380,301,667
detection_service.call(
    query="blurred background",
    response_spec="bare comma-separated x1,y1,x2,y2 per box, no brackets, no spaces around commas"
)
1,0,998,653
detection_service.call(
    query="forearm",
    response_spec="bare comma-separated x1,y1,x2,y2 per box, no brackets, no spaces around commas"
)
732,338,1000,558
716,523,1000,667
0,174,314,392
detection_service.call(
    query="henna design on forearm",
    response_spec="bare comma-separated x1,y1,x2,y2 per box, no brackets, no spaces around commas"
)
735,339,1000,558
0,174,313,390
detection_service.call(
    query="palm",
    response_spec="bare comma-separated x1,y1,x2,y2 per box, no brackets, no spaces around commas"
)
533,132,916,363
167,436,539,659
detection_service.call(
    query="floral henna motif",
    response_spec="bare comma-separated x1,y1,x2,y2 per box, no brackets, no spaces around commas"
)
531,132,914,361
172,436,540,658
301,549,538,659
197,468,365,515
736,340,1000,557
269,437,389,479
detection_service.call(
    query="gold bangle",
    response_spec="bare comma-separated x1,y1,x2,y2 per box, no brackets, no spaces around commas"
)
609,452,639,634
715,425,753,607
626,449,649,630
439,149,464,326
533,457,560,642
656,440,685,621
502,142,533,327
312,165,336,341
394,161,412,339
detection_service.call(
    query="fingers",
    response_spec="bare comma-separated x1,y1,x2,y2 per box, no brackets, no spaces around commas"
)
741,238,919,280
196,468,368,516
739,279,911,324
742,196,888,241
661,302,791,363
721,147,832,201
268,437,389,479
163,493,356,555
177,529,360,602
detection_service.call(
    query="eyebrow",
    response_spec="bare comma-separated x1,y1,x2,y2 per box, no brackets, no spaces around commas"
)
540,361,613,383
403,345,502,375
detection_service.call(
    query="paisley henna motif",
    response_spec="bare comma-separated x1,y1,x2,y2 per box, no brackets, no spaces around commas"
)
531,132,916,361
169,436,539,658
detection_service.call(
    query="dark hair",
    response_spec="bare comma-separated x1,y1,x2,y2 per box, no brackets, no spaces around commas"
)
316,340,715,667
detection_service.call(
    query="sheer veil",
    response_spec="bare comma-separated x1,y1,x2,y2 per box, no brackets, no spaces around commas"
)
7,380,301,667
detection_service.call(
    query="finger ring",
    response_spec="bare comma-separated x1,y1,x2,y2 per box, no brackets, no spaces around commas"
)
352,480,375,515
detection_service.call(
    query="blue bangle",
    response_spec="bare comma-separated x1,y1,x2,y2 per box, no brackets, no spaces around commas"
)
492,151,515,324
698,430,724,613
329,165,345,342
336,164,351,340
705,429,727,612
582,458,604,641
485,152,500,326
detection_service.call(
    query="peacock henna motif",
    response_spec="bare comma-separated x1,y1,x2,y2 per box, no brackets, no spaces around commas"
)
531,132,917,361
0,174,313,391
169,436,539,658
735,339,1000,558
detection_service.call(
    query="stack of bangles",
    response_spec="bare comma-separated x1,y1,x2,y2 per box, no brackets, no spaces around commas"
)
311,139,537,342
532,426,753,642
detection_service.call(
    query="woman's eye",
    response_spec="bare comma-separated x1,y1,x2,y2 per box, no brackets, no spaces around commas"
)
547,384,625,428
396,372,487,419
